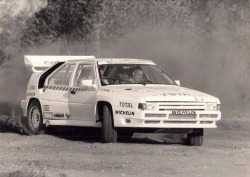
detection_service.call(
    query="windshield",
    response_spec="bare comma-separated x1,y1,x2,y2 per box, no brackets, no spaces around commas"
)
98,64,175,86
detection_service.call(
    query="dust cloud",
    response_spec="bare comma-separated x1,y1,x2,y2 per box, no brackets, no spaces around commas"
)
0,55,30,104
0,54,30,133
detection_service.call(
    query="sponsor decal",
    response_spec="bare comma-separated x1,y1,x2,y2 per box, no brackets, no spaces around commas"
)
53,113,64,118
100,89,110,92
162,93,191,96
106,60,132,64
171,110,196,115
26,92,35,96
44,61,59,65
115,110,134,116
65,113,71,119
119,102,133,108
29,85,35,90
44,86,96,92
195,97,204,101
43,105,50,111
43,112,53,119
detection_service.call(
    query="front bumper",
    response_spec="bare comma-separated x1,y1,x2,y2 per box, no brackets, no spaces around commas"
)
114,110,221,128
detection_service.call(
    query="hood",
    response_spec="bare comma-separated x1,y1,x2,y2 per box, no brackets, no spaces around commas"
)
103,85,220,103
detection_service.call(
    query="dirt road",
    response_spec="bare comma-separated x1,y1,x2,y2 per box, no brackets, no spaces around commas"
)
0,118,249,177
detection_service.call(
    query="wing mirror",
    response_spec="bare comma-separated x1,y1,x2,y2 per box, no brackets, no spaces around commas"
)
175,80,180,86
81,80,94,87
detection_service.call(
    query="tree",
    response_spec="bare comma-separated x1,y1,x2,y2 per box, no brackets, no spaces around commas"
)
0,48,10,65
20,0,101,51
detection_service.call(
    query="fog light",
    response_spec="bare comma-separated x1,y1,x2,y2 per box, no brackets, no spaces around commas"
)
146,103,156,111
126,119,131,123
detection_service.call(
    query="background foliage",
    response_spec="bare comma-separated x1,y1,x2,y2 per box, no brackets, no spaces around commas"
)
1,0,249,56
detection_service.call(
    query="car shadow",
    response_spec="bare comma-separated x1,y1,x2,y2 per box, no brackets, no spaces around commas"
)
120,133,188,145
45,126,102,143
46,127,188,145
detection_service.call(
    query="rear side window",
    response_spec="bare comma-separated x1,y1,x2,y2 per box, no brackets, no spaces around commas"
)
47,64,76,86
74,64,95,87
38,62,64,88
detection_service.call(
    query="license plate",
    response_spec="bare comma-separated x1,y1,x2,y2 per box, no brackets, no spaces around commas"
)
171,110,196,115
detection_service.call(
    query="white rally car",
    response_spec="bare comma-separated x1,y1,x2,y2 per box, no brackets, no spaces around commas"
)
21,55,221,146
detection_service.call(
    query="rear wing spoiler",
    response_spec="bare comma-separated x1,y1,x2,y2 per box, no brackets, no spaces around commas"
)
24,55,96,72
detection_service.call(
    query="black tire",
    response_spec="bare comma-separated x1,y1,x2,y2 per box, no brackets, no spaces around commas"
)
187,129,203,146
26,100,43,135
102,105,117,143
118,130,134,141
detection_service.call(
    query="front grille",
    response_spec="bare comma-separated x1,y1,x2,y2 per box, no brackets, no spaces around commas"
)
200,121,213,124
145,120,161,124
200,114,218,118
163,121,197,124
169,114,196,119
145,113,166,117
148,101,205,111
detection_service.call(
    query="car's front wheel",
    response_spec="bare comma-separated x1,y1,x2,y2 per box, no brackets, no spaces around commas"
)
102,105,117,143
187,128,203,146
26,100,44,135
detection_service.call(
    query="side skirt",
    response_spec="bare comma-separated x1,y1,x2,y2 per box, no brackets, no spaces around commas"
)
43,119,102,127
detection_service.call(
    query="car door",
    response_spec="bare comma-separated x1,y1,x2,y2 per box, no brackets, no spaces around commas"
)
68,62,98,122
41,64,76,120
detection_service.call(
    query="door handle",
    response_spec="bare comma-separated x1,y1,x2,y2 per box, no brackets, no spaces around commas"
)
70,90,76,94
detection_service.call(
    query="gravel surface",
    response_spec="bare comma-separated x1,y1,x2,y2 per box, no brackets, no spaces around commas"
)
0,118,249,177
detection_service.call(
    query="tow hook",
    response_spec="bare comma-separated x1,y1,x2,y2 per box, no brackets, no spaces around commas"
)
45,121,50,127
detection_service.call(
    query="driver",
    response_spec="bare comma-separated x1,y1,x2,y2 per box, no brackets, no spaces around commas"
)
131,68,146,83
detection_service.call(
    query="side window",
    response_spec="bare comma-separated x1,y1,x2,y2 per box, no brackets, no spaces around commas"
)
74,64,95,87
47,64,76,86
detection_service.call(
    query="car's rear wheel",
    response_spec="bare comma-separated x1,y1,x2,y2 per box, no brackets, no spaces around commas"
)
26,100,43,135
187,128,203,146
102,105,117,143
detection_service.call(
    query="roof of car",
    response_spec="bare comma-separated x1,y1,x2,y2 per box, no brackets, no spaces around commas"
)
66,58,155,65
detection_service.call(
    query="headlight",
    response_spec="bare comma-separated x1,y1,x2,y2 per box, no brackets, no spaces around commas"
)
146,103,156,111
138,103,157,111
206,102,218,111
